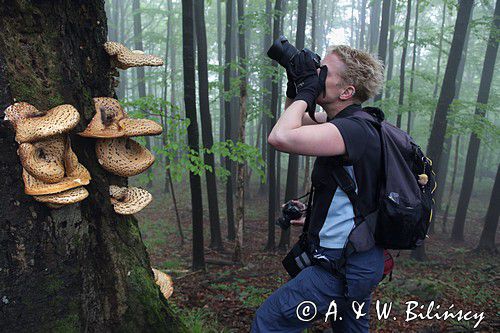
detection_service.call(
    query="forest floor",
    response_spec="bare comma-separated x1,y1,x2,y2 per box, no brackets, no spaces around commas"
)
132,176,499,333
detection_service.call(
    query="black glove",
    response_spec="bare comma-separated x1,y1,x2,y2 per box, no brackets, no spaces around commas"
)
285,69,297,99
286,50,328,119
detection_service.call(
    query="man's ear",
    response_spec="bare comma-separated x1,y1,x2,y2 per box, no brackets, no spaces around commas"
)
339,86,356,100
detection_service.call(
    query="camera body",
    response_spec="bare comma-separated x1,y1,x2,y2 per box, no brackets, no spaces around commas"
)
267,35,321,70
276,200,304,230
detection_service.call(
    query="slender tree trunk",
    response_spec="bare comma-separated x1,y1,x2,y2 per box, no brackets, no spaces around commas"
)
385,0,396,102
360,0,367,50
234,0,248,263
452,0,499,242
194,0,223,251
432,6,472,216
279,0,306,251
396,0,412,128
224,0,236,240
426,0,474,190
132,0,153,187
442,135,460,232
0,2,183,330
433,1,447,100
406,0,419,135
163,0,173,194
476,164,500,253
116,0,127,99
266,0,283,250
182,0,205,270
374,0,391,101
218,0,224,166
369,0,381,53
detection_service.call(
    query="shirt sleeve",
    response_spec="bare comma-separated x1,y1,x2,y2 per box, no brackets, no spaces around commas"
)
330,117,369,163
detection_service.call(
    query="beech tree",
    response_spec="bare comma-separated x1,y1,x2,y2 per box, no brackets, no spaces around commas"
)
0,2,182,330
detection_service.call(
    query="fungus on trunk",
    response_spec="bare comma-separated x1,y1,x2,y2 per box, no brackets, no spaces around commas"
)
104,41,163,69
109,185,153,215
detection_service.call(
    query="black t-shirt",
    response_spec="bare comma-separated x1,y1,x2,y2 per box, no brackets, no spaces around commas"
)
307,104,382,249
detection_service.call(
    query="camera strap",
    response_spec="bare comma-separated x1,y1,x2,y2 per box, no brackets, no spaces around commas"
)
302,184,314,233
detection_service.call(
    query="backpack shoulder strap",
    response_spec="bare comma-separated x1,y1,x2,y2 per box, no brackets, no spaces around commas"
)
331,166,365,225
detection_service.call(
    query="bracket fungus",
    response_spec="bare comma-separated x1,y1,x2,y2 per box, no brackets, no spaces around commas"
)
109,185,152,215
96,138,155,177
152,268,174,300
22,138,91,196
33,186,89,207
18,136,66,184
104,41,163,70
5,102,79,143
79,97,162,138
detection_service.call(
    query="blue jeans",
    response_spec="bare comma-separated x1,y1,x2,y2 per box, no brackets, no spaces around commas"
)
251,245,384,333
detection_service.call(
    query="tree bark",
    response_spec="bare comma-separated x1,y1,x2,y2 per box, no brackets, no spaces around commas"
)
406,0,419,135
0,1,182,330
396,0,412,128
452,0,499,242
476,164,500,253
426,0,473,176
224,0,236,240
234,0,248,263
279,0,306,251
194,0,223,251
384,0,396,101
360,0,367,50
369,0,381,53
182,0,205,270
374,0,391,101
266,0,283,250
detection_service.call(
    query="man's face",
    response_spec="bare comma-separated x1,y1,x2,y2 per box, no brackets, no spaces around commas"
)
316,53,354,106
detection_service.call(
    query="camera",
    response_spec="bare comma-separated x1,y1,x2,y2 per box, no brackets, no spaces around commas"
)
276,200,305,230
267,35,321,70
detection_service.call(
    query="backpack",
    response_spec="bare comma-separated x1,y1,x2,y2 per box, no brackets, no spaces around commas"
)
328,107,436,277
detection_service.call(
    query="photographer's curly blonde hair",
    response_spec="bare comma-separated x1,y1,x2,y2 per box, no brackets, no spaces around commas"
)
326,45,384,102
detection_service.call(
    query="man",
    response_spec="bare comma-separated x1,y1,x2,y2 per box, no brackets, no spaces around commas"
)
251,45,385,332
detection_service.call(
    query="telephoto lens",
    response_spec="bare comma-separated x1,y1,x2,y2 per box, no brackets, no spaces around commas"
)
266,35,322,70
275,201,304,230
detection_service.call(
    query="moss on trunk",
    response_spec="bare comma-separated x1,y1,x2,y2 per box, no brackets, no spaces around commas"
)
0,1,184,331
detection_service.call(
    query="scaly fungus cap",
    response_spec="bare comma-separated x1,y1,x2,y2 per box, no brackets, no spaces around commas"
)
109,185,153,215
95,138,155,177
22,138,91,195
152,268,174,300
78,97,163,138
104,41,164,70
4,103,79,143
18,135,66,184
33,186,89,207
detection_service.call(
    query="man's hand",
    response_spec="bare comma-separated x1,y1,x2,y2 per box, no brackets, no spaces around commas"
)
286,50,328,114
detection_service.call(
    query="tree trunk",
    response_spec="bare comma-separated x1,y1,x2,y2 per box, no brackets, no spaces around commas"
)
0,1,183,330
132,0,153,187
217,0,224,165
406,0,419,135
194,0,223,251
233,0,248,263
360,0,367,50
396,0,412,128
224,0,236,240
279,0,306,251
384,0,396,101
266,0,283,250
369,0,381,53
426,0,473,175
432,6,473,216
182,0,206,270
374,0,391,102
476,164,500,253
433,1,447,100
452,0,499,242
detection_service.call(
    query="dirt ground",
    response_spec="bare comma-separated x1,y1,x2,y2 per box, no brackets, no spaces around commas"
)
134,178,499,333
